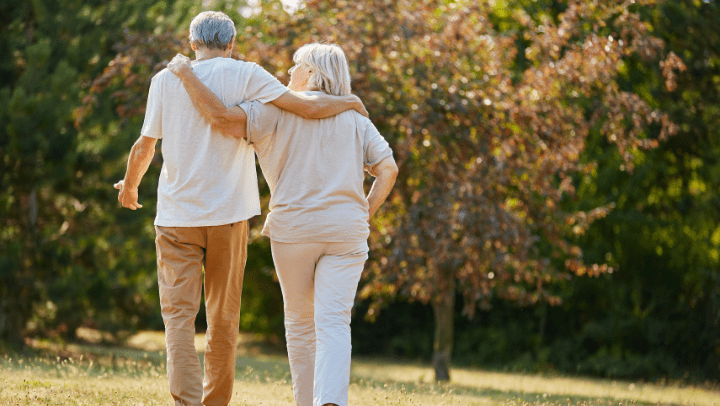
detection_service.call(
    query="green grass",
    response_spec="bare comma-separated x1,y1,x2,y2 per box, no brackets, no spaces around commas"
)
1,330,718,405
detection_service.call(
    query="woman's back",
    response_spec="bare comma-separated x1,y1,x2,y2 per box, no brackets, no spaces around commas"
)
240,92,393,243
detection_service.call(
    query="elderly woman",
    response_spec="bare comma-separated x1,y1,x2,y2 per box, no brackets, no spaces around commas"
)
167,43,397,406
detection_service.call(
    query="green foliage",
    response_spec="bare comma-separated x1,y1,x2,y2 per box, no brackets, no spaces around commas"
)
561,0,720,379
352,301,434,359
0,0,194,343
0,0,292,345
235,226,284,335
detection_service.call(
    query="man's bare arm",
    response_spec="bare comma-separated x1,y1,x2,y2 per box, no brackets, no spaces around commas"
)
366,155,398,218
167,55,247,139
168,53,368,122
114,135,157,210
270,91,369,119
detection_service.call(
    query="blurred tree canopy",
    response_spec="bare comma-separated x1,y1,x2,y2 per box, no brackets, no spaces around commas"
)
0,0,283,346
555,0,720,379
1,0,175,347
2,0,719,383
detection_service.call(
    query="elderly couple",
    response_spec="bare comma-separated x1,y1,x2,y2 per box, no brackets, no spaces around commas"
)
115,10,397,406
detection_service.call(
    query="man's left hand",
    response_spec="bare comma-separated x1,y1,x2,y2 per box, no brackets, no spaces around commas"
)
350,95,369,118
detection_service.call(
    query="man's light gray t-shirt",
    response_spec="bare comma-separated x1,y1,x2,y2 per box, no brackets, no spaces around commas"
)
141,57,288,227
239,92,393,243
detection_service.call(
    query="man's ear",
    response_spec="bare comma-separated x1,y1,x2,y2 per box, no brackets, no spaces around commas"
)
226,36,235,53
191,42,198,52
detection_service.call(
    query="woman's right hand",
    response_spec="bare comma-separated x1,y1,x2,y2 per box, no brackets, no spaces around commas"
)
167,53,193,78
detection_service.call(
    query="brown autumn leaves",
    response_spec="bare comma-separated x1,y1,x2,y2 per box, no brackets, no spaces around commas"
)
79,0,685,318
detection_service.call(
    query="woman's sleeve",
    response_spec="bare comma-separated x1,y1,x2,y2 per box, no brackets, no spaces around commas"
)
362,118,394,171
238,100,282,145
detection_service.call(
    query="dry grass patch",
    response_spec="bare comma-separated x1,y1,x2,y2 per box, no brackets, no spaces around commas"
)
3,330,717,406
351,359,720,406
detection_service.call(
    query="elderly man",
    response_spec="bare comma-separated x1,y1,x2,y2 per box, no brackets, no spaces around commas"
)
114,11,367,406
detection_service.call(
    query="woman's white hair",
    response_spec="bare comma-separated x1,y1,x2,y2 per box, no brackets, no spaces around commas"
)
189,11,236,50
293,43,352,96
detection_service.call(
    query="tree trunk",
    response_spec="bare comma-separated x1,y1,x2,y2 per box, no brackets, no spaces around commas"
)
0,190,38,349
0,296,25,349
432,286,455,381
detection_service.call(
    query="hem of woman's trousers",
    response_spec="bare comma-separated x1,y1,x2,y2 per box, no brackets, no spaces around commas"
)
314,398,346,406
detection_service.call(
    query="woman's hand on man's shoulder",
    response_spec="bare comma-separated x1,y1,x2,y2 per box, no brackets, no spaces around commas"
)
167,53,193,78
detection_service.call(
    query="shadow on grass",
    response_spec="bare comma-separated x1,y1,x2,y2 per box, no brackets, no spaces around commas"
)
347,369,679,406
4,343,683,406
4,341,292,381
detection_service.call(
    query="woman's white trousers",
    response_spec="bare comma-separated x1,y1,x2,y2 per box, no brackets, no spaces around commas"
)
271,240,369,406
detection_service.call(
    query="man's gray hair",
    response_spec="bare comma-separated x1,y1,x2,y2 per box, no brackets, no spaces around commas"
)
188,11,236,50
293,43,352,96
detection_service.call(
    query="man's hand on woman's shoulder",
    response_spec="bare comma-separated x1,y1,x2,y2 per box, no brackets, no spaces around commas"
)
348,94,369,118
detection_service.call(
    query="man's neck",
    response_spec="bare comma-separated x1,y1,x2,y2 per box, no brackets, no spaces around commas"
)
195,49,229,61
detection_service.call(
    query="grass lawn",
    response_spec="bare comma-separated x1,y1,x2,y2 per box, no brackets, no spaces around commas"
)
1,330,717,405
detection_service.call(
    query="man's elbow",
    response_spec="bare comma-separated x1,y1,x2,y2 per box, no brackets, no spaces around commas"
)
208,111,230,128
134,142,155,162
297,105,319,119
208,113,231,131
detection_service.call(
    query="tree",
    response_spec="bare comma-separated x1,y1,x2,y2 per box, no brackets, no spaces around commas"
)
0,0,198,346
271,0,682,380
558,0,720,379
287,0,685,380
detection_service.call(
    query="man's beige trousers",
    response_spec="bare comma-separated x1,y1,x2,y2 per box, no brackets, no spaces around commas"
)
155,221,248,406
